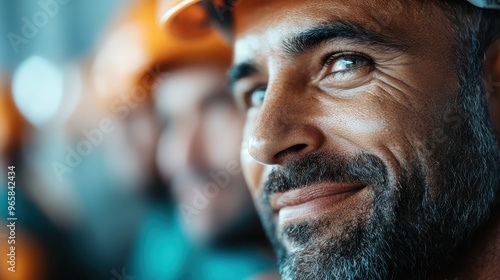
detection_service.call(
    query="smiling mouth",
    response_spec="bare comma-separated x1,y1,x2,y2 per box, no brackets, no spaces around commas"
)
270,183,366,225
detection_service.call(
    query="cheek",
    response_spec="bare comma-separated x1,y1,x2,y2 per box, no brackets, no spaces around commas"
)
319,110,386,150
315,82,442,173
314,87,390,154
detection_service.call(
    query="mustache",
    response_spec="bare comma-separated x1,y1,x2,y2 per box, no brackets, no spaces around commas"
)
263,152,387,197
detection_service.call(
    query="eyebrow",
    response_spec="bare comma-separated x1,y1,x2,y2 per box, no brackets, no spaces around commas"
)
228,20,407,89
228,62,259,92
283,20,407,56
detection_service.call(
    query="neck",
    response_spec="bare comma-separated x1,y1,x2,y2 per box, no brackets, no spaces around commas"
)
441,203,500,279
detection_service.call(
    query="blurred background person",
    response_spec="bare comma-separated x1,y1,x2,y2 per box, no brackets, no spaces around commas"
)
121,0,279,279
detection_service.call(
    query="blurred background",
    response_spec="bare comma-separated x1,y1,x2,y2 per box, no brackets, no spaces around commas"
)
0,0,278,279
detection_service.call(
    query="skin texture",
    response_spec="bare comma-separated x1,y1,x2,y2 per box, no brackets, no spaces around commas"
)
229,0,500,278
154,64,258,246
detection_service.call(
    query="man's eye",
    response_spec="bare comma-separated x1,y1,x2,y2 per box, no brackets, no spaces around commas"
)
248,88,266,108
332,57,368,72
323,53,373,80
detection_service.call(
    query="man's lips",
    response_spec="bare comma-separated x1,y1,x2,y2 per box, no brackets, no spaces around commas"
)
270,183,366,224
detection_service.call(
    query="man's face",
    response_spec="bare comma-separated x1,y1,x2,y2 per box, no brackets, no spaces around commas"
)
230,0,500,278
154,64,256,245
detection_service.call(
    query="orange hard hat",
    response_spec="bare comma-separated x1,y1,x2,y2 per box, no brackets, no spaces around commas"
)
160,0,237,42
90,0,232,102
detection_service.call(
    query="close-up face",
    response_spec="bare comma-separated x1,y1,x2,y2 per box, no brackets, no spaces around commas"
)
154,64,255,245
230,0,500,278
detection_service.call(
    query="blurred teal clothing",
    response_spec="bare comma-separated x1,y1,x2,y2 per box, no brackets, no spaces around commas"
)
130,204,277,280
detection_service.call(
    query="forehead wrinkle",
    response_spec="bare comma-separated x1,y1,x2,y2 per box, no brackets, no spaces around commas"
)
234,1,423,61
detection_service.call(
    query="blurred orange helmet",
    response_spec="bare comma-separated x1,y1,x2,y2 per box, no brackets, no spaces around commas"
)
90,0,232,101
159,0,237,41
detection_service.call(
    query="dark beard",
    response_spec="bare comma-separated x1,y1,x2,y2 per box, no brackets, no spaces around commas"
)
257,47,500,280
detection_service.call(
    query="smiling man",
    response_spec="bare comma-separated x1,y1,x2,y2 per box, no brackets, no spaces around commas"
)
166,0,500,278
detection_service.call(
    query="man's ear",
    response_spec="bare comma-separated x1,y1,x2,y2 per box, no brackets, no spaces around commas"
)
484,39,500,141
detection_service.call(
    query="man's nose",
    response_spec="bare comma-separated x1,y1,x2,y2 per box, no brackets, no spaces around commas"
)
248,83,324,165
